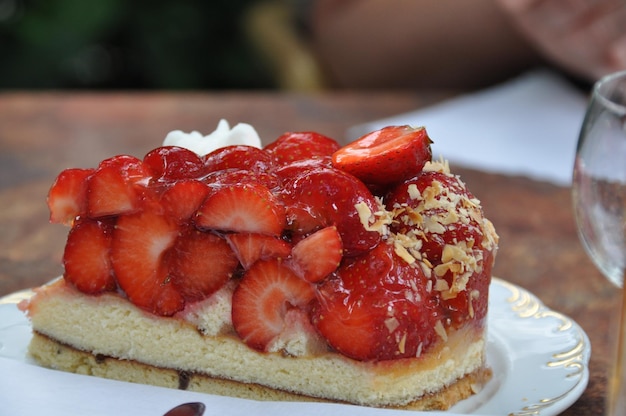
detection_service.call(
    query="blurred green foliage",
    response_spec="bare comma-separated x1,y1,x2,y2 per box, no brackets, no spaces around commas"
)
0,0,275,89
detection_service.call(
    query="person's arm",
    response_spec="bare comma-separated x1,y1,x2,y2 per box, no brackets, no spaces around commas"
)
308,0,542,89
497,0,626,83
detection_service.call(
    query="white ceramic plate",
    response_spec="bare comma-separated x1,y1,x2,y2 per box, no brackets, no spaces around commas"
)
0,278,590,415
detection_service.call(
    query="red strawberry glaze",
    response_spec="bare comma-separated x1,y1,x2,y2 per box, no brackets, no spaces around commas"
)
279,166,381,256
143,146,207,182
264,131,341,166
384,163,498,327
203,145,276,175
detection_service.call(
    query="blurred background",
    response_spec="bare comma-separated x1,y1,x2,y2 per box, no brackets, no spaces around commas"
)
0,0,310,90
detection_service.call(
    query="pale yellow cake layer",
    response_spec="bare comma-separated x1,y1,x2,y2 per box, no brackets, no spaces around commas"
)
29,332,491,410
25,279,488,408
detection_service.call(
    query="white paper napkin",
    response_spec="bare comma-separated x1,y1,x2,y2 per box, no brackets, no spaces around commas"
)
348,70,589,186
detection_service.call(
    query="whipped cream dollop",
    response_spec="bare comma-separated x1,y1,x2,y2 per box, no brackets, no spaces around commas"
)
163,119,262,156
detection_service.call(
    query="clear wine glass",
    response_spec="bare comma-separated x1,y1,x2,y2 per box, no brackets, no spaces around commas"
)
572,70,626,416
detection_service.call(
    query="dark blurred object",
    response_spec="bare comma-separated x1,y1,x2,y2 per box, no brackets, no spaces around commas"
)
244,0,325,91
0,0,275,89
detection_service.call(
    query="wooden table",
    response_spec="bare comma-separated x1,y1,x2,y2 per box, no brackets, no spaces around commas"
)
0,91,617,415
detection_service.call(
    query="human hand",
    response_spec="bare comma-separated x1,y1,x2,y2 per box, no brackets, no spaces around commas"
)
497,0,626,82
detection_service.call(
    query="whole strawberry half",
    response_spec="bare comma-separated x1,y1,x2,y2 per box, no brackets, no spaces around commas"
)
386,170,496,325
280,167,381,257
143,146,207,182
203,145,276,175
312,242,440,361
332,125,432,187
201,168,279,191
265,131,341,166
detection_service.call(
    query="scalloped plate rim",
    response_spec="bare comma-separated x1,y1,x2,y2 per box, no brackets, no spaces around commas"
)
0,277,590,415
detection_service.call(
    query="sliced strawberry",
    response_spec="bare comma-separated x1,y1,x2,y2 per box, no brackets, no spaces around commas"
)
332,125,432,186
111,208,184,316
312,242,439,361
47,168,94,225
287,226,343,283
87,166,140,218
195,182,286,236
232,259,315,351
143,146,206,182
203,145,275,174
63,218,116,294
265,131,341,166
280,167,381,256
170,227,239,302
86,155,150,218
160,179,210,223
226,233,292,269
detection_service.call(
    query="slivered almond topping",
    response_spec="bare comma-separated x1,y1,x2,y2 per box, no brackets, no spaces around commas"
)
408,247,423,261
404,289,414,303
422,158,451,174
422,257,433,269
434,278,450,292
482,218,499,251
416,342,423,358
407,209,423,224
394,240,416,264
468,289,480,318
407,183,420,200
384,316,400,333
355,199,393,236
398,332,407,354
441,243,471,264
434,261,463,278
420,261,432,278
424,217,446,234
434,320,448,341
441,209,459,225
355,201,373,228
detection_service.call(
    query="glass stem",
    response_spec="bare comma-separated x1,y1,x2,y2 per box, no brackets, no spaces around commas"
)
608,274,626,416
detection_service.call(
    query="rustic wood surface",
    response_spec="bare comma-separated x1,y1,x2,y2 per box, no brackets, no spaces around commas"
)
0,91,617,415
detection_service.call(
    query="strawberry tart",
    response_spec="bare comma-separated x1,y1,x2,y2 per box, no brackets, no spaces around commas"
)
21,121,498,410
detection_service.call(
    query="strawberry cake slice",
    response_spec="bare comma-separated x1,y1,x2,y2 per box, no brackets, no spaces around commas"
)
21,122,498,410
